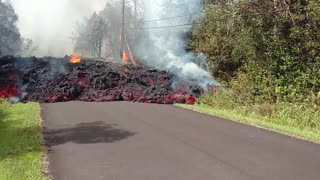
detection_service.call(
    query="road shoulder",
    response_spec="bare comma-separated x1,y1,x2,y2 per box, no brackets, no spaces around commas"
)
177,104,320,144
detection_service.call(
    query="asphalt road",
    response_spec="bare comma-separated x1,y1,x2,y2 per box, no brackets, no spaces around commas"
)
42,102,320,180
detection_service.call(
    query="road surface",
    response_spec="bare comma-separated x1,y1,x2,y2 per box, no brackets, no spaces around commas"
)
42,102,320,180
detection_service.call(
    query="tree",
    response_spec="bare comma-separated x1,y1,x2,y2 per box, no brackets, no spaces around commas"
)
0,0,22,56
20,38,37,56
191,0,320,103
72,12,107,57
88,13,107,57
73,1,143,58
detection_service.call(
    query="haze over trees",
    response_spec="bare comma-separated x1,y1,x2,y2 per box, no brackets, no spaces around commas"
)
0,0,36,57
72,12,107,57
0,0,22,56
72,1,143,58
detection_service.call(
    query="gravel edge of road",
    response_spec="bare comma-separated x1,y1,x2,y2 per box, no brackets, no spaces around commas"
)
176,104,320,144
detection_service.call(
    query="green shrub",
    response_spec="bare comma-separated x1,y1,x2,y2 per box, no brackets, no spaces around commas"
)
192,0,320,104
198,91,320,133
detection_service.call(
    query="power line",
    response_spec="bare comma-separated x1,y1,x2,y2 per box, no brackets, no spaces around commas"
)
126,5,310,30
126,4,309,26
140,12,202,23
129,22,201,30
125,11,203,29
125,11,203,24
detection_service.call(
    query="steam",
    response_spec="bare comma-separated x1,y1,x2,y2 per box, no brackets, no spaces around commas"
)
137,0,217,88
11,0,106,57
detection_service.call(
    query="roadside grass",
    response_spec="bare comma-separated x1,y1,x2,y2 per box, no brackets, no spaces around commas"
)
0,101,44,180
177,92,320,144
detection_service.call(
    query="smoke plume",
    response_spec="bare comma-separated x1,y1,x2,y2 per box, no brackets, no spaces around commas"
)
137,0,217,88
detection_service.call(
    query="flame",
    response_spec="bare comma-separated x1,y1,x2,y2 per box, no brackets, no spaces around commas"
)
70,54,81,64
123,50,138,65
123,51,129,64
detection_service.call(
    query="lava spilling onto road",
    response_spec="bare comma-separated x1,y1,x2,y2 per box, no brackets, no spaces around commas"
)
0,56,210,104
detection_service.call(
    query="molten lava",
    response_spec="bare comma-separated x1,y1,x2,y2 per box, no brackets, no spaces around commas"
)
0,73,20,98
0,57,207,104
70,54,81,64
0,85,20,98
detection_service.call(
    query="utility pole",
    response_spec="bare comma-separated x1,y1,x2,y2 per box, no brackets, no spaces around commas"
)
134,0,137,41
120,0,125,59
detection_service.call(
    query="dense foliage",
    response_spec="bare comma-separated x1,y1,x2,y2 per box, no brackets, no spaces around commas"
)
191,0,320,105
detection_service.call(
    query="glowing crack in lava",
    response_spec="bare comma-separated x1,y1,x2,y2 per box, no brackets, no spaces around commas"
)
0,85,20,98
0,73,20,98
70,54,81,64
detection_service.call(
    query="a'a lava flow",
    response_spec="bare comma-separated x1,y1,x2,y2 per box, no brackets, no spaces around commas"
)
0,56,209,104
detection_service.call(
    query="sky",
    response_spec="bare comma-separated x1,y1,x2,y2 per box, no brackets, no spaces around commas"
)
11,0,107,57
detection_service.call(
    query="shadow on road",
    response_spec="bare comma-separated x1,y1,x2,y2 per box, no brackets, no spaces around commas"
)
44,121,135,147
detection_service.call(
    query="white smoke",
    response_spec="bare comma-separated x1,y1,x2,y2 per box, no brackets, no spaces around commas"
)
10,0,106,57
138,0,217,88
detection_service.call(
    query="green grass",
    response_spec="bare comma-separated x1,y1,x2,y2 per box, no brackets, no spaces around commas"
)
177,103,320,144
0,102,44,180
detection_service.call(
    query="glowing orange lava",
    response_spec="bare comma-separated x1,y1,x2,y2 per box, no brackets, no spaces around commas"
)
70,54,81,64
0,85,20,98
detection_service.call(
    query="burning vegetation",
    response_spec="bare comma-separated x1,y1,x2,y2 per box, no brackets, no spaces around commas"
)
70,54,81,64
0,56,209,104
